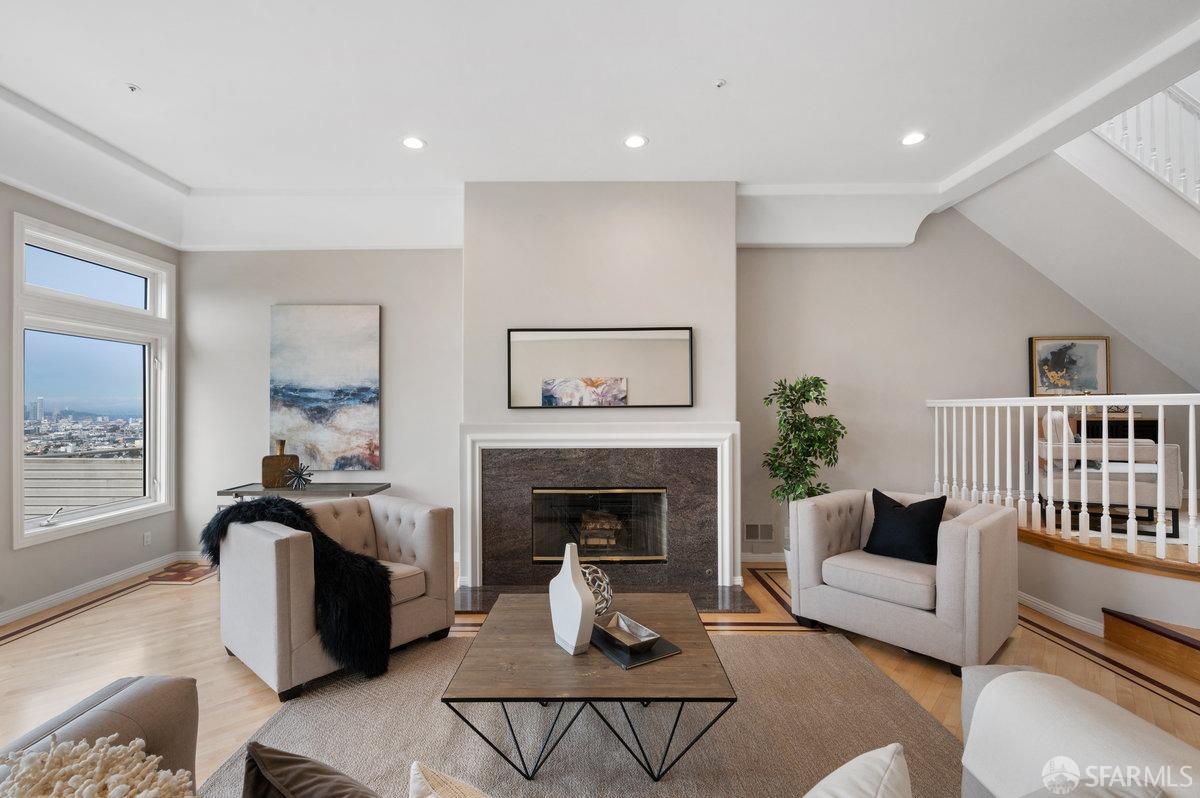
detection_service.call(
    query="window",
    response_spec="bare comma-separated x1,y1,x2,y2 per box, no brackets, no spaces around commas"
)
12,215,174,548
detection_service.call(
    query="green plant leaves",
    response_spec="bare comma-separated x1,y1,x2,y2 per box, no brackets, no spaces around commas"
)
762,375,847,503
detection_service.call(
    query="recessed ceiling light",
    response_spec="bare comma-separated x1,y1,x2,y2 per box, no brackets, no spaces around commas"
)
624,134,648,149
901,131,926,146
401,136,426,150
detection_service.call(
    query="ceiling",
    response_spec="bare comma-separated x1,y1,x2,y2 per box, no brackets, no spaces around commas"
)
3,0,1200,193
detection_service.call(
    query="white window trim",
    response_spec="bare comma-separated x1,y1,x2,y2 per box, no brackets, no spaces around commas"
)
11,214,175,549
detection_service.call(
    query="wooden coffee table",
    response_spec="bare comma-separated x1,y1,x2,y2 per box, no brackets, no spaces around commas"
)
442,593,736,782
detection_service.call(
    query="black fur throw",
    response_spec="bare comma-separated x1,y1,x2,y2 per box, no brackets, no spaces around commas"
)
201,496,393,678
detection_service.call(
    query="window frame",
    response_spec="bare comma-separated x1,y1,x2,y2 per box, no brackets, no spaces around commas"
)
11,214,175,549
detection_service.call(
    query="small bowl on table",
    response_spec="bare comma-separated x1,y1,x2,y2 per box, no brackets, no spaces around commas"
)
593,611,660,654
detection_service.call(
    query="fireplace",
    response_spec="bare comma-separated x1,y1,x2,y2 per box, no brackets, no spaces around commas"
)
531,487,667,563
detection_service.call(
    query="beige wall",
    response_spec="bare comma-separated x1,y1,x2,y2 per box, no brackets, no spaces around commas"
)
737,208,1196,551
463,182,737,423
177,249,463,550
0,181,180,614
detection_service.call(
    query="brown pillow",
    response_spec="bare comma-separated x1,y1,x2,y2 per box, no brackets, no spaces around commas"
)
241,742,381,798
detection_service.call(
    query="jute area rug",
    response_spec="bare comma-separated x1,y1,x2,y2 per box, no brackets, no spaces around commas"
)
200,634,962,797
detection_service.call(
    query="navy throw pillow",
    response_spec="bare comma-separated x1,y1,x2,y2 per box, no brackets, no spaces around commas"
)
862,489,947,565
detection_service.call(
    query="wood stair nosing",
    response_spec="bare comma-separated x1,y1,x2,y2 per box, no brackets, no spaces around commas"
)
1102,607,1200,683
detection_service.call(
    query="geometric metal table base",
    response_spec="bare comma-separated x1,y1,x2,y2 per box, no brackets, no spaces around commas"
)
444,699,735,782
589,700,736,782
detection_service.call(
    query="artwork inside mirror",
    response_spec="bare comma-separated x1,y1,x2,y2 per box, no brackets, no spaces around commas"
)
508,328,693,408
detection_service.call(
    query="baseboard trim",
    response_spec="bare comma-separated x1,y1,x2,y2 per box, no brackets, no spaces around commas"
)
742,552,786,563
0,550,199,626
1018,591,1104,637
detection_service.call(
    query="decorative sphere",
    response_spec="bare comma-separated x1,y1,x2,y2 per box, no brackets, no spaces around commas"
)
579,564,612,616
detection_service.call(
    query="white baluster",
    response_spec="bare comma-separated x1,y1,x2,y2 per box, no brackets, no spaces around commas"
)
1127,406,1138,553
1156,405,1167,559
1045,410,1056,534
1189,403,1198,565
1018,405,1029,526
1032,407,1043,530
952,406,959,499
941,407,949,496
993,406,1002,505
1061,405,1072,539
932,407,940,495
971,407,979,503
961,406,969,501
982,406,990,504
1100,405,1112,549
1005,405,1014,508
1079,403,1090,543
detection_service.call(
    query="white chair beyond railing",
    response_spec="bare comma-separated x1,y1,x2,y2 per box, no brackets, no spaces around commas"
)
927,395,1199,564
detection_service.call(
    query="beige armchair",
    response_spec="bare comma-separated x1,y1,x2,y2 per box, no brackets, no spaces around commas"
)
787,490,1017,672
219,495,454,700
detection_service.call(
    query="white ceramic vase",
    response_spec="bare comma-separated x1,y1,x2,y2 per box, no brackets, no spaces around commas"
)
549,543,595,655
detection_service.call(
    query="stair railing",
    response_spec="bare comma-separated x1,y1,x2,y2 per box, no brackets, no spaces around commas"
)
927,394,1199,564
1095,86,1200,208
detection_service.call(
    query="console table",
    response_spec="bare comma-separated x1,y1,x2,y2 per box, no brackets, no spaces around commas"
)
217,482,391,501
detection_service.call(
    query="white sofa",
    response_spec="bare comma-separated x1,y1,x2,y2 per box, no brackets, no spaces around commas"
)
961,665,1200,797
219,495,455,700
787,490,1018,671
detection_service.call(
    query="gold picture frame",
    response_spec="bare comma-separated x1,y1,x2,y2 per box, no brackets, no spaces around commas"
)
1028,336,1111,397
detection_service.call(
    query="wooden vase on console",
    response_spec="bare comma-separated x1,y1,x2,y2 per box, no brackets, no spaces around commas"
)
549,543,595,655
262,440,299,489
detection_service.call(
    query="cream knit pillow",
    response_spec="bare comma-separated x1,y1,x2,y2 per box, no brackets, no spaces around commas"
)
408,761,493,798
0,734,194,797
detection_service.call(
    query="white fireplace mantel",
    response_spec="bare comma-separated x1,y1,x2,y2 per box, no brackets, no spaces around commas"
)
458,422,741,588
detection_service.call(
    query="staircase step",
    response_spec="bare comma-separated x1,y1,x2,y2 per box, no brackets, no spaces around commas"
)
1102,608,1200,682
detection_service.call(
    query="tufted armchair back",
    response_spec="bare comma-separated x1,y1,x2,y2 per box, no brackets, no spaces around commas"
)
858,490,975,546
308,498,377,557
304,494,453,609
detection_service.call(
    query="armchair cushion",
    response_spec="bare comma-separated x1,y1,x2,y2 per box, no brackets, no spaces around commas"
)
823,550,936,610
863,489,946,564
382,561,425,605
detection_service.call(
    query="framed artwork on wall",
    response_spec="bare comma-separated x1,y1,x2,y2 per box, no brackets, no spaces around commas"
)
1028,335,1111,397
270,304,381,469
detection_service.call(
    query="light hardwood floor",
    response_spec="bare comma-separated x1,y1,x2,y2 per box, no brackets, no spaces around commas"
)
1,562,1198,784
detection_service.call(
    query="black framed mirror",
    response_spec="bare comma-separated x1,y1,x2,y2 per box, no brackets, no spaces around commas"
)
507,327,694,408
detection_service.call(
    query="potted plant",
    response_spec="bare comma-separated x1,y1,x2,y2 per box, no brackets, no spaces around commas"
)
762,376,847,586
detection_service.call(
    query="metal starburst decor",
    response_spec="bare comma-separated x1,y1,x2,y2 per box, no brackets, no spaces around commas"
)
285,462,313,491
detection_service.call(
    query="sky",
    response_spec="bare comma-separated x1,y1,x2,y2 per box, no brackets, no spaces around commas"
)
25,245,147,309
22,246,147,416
24,331,145,416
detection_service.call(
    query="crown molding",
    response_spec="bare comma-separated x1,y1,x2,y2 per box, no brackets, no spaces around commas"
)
3,19,1199,251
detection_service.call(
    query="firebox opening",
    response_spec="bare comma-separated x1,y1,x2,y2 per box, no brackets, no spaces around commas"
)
531,487,667,563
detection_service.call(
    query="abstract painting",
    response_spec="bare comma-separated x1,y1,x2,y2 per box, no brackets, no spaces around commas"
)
1029,336,1110,397
271,305,380,469
541,377,628,407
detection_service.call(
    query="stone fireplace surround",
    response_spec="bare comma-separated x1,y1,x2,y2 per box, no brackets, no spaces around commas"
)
457,424,741,591
483,447,715,587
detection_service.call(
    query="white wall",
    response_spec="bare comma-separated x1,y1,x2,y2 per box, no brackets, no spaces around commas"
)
0,181,180,615
463,182,737,424
737,208,1196,550
177,249,462,549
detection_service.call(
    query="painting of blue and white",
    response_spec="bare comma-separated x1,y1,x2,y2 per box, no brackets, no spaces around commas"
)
270,305,380,470
541,377,628,407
